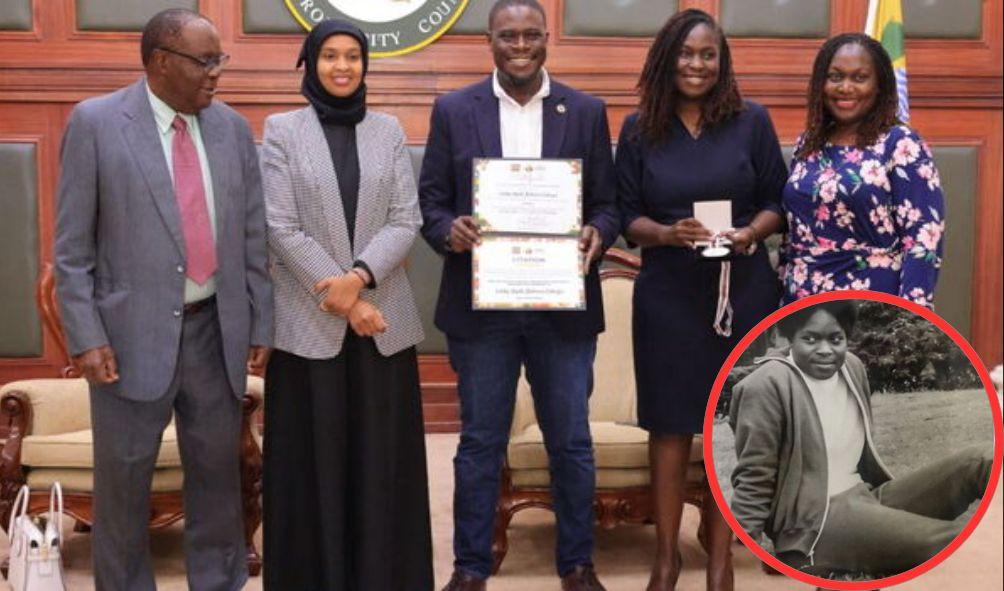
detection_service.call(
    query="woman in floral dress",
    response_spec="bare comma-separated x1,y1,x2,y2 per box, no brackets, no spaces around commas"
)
782,33,945,306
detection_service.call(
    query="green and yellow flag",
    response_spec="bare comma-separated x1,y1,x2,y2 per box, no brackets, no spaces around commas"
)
866,0,909,122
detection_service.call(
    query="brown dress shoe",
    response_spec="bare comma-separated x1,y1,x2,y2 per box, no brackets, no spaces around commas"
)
561,565,607,591
441,570,487,591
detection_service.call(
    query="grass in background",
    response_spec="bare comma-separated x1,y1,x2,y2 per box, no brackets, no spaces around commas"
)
870,388,993,476
712,388,994,504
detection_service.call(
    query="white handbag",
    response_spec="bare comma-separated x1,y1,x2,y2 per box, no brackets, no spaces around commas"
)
6,482,67,591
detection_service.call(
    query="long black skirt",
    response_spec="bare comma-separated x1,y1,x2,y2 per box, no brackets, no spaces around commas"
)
262,335,434,590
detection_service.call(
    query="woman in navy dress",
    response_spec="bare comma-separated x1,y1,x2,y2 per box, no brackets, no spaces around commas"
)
616,9,786,591
782,33,944,307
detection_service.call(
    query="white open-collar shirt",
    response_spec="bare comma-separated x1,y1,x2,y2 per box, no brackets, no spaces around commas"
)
492,68,551,159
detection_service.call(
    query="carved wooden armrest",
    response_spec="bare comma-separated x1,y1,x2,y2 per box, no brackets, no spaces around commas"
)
1,390,33,526
240,389,263,462
0,378,90,437
239,385,264,570
603,247,640,270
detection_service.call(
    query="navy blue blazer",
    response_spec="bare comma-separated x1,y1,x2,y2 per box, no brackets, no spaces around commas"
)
419,76,619,340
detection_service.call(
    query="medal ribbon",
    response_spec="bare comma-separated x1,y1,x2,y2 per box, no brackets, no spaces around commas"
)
713,261,733,337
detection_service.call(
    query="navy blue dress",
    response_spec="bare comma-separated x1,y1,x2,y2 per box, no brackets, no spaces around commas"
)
616,102,786,434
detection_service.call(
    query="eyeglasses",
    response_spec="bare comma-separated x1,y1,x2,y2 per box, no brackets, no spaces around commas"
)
156,46,230,73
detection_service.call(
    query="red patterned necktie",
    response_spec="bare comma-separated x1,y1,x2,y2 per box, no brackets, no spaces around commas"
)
171,115,216,284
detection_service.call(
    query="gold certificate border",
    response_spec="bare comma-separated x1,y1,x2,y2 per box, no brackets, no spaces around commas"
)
472,235,586,311
472,157,583,236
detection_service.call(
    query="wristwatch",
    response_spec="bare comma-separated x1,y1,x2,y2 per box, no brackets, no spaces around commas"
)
444,233,453,252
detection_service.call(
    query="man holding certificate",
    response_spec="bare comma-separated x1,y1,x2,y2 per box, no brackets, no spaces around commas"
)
418,1,618,590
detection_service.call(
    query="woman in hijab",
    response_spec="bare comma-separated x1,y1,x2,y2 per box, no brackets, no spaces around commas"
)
260,20,433,591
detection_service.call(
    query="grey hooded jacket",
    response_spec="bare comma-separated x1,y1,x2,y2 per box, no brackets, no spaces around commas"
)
728,349,894,559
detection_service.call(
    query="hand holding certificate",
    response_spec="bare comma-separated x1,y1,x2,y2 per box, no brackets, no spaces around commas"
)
471,158,585,310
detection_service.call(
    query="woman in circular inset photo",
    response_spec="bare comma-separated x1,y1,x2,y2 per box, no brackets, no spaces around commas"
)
714,297,996,583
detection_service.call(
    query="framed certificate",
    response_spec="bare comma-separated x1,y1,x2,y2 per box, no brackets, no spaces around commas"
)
471,158,585,310
472,158,582,235
472,236,585,310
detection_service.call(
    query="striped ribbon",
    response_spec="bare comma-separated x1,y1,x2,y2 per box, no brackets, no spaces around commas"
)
713,261,733,338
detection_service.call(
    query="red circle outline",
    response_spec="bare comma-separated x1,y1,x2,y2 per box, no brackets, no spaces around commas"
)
702,289,1004,590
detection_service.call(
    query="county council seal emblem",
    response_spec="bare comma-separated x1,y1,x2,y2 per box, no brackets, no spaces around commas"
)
285,0,471,57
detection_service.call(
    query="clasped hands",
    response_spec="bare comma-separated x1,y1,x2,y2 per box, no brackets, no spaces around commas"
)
450,215,603,274
313,271,387,337
661,218,757,254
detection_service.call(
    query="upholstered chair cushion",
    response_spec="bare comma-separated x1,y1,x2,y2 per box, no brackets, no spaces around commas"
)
510,461,706,490
246,375,264,396
510,423,703,471
509,422,705,490
9,375,265,482
512,468,651,489
0,378,91,435
26,468,184,493
21,424,182,468
588,274,637,424
508,275,637,439
506,270,705,492
510,421,649,469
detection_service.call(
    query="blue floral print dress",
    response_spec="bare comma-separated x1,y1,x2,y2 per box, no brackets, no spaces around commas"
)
781,125,945,306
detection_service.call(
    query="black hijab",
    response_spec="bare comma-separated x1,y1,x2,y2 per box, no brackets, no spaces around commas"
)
297,19,369,126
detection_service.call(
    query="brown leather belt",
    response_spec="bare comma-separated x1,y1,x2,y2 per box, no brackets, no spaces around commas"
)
183,295,216,315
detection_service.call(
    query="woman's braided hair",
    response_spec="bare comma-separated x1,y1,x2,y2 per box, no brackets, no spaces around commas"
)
636,9,743,144
796,33,900,158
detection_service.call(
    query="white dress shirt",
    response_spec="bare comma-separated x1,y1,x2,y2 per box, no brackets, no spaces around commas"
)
492,68,551,158
146,83,217,303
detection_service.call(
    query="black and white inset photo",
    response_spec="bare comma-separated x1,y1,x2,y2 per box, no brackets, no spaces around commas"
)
707,293,1001,588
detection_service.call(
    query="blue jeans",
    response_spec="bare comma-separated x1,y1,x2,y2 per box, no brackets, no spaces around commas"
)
447,313,598,579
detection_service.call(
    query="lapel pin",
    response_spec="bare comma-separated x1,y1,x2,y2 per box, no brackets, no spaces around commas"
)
556,104,567,115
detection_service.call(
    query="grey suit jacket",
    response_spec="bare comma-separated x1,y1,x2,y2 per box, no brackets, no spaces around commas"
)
262,107,424,359
54,78,274,401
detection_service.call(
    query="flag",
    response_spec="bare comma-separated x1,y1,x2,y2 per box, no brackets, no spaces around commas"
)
866,0,910,122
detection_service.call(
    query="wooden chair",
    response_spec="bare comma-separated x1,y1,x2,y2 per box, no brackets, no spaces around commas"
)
0,264,264,575
491,248,711,572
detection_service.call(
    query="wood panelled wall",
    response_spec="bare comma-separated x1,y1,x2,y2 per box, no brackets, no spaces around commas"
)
1,0,1001,430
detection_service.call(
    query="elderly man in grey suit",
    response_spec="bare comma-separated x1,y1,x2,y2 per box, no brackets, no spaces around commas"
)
53,8,272,591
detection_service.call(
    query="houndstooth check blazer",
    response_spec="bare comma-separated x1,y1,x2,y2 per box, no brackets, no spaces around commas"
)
262,106,424,359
